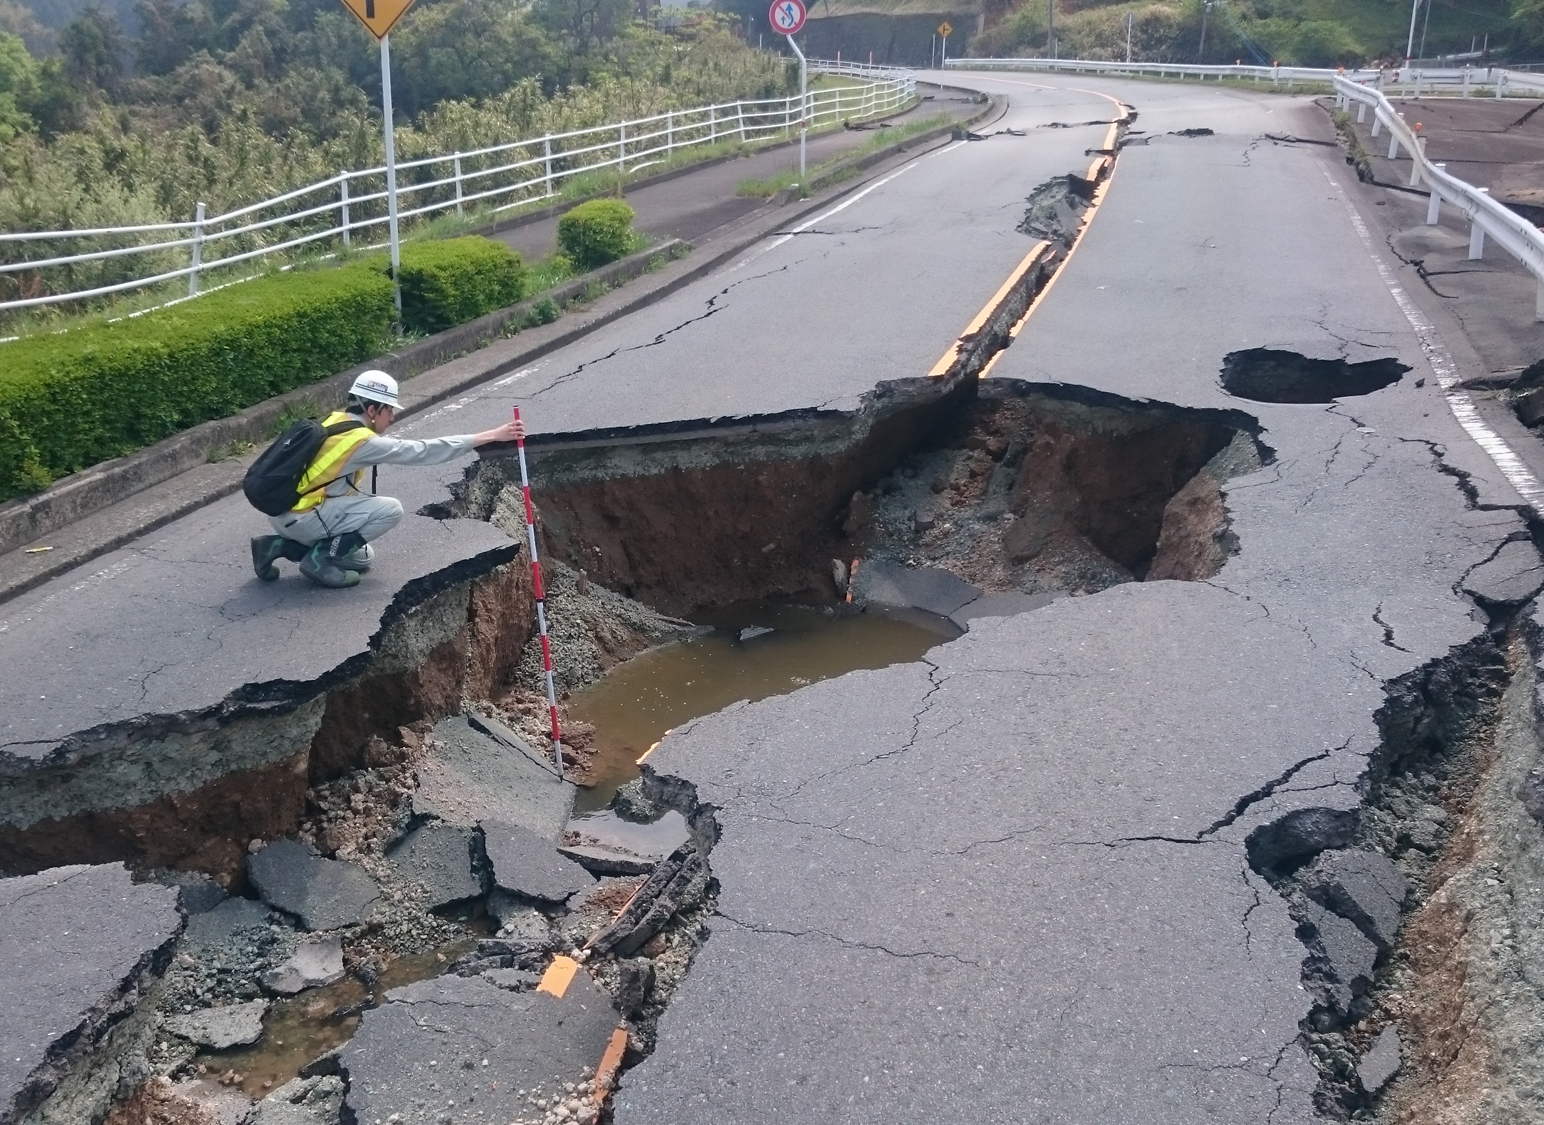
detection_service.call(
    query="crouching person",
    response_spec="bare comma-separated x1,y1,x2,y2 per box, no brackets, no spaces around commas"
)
249,371,524,588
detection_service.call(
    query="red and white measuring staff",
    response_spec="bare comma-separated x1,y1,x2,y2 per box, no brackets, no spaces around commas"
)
512,406,564,774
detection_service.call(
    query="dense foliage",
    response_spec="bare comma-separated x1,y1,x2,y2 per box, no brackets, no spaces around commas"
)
556,198,637,269
393,235,527,334
0,232,531,498
0,0,791,320
974,0,1520,68
0,261,395,499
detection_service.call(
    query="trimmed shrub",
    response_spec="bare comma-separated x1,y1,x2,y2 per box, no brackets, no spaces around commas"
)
393,236,527,335
557,200,638,271
0,264,394,501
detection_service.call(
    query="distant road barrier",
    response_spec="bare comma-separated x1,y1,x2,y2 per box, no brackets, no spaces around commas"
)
0,63,913,314
946,56,1544,99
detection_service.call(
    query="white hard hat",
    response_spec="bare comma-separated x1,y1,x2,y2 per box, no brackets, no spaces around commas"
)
349,370,400,408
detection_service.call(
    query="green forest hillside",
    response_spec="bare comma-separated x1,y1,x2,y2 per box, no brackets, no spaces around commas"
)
0,0,791,314
975,0,1527,66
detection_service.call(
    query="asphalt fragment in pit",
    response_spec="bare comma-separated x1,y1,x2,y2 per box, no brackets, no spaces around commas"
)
1220,348,1411,404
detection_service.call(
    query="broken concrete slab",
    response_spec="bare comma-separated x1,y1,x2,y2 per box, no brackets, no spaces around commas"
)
344,972,619,1123
1295,898,1378,1020
948,590,1062,630
488,891,557,941
855,559,982,617
386,822,485,908
484,819,596,903
415,716,575,841
0,864,182,1123
483,967,543,992
181,896,273,952
1245,807,1359,874
558,842,659,876
247,1074,345,1125
261,935,345,996
247,840,381,932
467,710,563,778
1301,848,1408,951
165,999,270,1050
1357,1025,1402,1094
1462,538,1544,607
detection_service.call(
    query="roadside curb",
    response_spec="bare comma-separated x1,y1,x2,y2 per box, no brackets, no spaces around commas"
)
0,93,1000,602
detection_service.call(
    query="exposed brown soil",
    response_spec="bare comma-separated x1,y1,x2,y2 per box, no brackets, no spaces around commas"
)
0,748,309,885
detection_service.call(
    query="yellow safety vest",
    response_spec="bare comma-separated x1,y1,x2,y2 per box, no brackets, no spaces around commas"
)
291,412,372,512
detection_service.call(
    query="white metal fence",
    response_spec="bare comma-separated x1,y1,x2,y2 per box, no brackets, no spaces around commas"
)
0,63,914,314
945,56,1544,98
1332,73,1544,317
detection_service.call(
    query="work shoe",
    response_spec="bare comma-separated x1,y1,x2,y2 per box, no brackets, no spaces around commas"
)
339,542,375,571
250,535,306,581
299,534,365,589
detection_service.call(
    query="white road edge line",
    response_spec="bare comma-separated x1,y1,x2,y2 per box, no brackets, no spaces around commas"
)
1323,167,1544,514
730,144,966,272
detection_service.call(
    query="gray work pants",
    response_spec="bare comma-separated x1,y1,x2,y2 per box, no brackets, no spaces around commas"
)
269,493,404,547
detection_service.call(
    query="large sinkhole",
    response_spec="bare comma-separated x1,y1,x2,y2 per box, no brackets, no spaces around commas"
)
9,376,1274,1125
1220,348,1410,404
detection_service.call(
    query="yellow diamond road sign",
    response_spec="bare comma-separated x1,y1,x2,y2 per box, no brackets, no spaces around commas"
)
340,0,417,40
938,20,952,37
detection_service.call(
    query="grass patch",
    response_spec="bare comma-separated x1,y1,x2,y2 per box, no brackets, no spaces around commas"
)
736,111,954,198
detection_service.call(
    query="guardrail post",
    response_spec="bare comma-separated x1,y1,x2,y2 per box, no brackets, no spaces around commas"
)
1427,165,1444,223
738,101,746,141
1498,71,1508,99
619,122,627,172
1411,137,1426,187
1356,100,1366,123
1463,67,1472,98
1536,276,1544,322
1388,131,1400,160
1371,111,1382,137
187,201,205,297
1470,188,1488,259
453,155,464,215
544,137,554,197
709,105,717,144
666,111,674,158
339,175,351,249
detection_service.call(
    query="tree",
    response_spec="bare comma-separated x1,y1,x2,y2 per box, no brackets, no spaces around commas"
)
0,30,37,141
58,5,127,93
534,0,635,59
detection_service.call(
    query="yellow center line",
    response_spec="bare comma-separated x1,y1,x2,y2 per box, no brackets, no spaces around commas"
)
926,241,1053,378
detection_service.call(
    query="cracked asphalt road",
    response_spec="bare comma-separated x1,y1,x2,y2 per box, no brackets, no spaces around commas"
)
611,74,1539,1124
3,67,1540,1125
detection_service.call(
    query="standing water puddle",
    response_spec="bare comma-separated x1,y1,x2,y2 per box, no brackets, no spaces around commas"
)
568,603,958,816
196,933,481,1098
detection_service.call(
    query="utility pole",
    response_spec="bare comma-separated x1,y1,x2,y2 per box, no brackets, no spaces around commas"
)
1047,0,1055,59
1198,0,1210,61
1126,12,1133,63
1405,0,1421,66
1417,0,1432,65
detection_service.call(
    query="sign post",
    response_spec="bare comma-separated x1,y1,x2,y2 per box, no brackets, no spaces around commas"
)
339,0,419,326
937,21,952,67
769,0,808,180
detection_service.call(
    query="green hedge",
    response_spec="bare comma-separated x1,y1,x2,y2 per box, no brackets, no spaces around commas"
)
0,264,395,501
395,237,526,334
557,200,638,271
0,235,533,502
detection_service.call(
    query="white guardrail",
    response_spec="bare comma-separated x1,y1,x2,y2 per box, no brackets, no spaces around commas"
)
952,57,1544,318
0,61,914,313
946,56,1544,98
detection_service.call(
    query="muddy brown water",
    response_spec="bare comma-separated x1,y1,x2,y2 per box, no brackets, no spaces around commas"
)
568,602,958,815
196,933,481,1099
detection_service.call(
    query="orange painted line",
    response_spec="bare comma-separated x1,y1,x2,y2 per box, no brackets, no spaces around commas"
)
635,741,661,766
926,241,1052,378
592,1027,630,1104
537,955,580,998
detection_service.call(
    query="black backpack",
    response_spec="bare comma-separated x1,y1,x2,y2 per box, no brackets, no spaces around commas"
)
243,417,364,516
